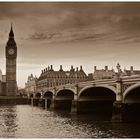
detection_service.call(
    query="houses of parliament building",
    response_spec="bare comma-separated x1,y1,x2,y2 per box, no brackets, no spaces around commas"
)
0,26,17,96
25,65,88,95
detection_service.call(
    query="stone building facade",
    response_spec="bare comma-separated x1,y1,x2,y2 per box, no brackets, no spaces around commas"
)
88,66,116,81
115,64,140,77
123,66,140,76
0,26,18,96
0,70,2,95
6,26,17,96
25,74,38,97
0,69,7,96
0,70,2,81
88,64,140,81
37,65,88,91
92,66,116,80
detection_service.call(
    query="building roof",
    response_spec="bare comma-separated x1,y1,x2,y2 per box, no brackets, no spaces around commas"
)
38,66,87,81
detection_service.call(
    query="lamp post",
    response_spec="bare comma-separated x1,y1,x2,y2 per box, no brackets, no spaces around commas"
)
116,63,121,78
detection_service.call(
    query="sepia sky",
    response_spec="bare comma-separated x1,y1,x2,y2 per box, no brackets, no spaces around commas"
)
0,2,140,87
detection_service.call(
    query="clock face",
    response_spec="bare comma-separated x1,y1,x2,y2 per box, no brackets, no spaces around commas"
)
8,48,15,55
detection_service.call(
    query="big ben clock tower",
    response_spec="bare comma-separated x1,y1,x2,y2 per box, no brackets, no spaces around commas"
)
5,25,17,96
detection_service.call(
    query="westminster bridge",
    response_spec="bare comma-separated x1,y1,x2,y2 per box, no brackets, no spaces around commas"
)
30,75,140,122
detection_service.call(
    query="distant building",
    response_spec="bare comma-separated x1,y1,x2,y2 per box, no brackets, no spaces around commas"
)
0,70,2,95
25,74,38,97
123,66,140,76
0,69,2,81
87,73,94,81
2,75,6,83
37,65,87,91
18,88,26,97
115,63,140,77
93,66,116,80
89,64,140,81
0,70,6,96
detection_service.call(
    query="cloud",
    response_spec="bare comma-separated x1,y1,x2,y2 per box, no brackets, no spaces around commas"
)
0,2,140,25
27,23,140,45
28,30,106,43
29,32,62,40
0,3,140,29
1,2,140,41
7,2,137,45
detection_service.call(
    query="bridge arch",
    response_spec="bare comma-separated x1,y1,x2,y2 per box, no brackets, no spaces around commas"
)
55,89,75,110
123,83,140,103
123,83,140,121
35,92,41,98
78,85,117,99
56,88,76,97
56,89,75,99
78,85,116,116
43,91,53,98
43,91,53,109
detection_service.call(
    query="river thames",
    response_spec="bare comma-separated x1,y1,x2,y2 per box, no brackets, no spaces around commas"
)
0,105,139,138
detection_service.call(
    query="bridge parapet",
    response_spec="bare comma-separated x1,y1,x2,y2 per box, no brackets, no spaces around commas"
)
75,78,117,87
121,75,140,80
121,76,140,84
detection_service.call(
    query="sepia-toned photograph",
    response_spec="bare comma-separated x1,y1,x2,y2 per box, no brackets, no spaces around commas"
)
0,1,140,138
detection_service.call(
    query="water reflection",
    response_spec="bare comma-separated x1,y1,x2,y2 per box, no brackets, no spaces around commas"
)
0,105,17,138
0,105,139,138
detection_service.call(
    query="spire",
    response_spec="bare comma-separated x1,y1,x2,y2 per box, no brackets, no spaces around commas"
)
7,23,16,46
9,23,14,38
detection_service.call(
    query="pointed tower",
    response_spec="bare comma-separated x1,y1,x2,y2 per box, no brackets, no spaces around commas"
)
5,24,17,96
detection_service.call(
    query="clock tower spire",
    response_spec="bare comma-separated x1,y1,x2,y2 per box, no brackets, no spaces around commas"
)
5,24,17,96
9,23,14,37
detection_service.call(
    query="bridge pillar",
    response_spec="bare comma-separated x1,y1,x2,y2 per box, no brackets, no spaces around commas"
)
112,78,124,122
38,98,45,107
31,98,33,106
112,101,124,122
71,94,78,114
31,93,36,106
50,93,55,110
116,79,123,102
44,98,47,110
50,100,54,110
49,88,56,110
71,85,78,114
33,98,40,106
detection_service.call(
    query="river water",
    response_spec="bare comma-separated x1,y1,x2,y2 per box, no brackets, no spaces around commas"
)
0,105,139,138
